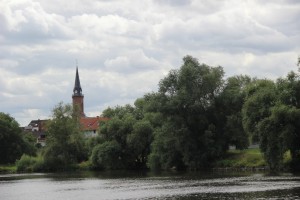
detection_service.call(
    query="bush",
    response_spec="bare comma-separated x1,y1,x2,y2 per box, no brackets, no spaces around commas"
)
78,160,92,170
16,154,45,172
147,153,161,171
91,141,123,170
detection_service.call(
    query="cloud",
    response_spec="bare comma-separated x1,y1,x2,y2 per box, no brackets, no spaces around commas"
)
1,0,69,44
103,49,163,73
0,0,299,126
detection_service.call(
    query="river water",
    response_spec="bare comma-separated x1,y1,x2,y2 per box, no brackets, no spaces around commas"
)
1,171,300,199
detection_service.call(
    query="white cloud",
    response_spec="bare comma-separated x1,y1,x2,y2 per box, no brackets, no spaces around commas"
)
0,0,299,125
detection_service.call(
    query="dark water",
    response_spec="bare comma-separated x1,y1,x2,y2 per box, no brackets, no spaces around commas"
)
1,171,300,200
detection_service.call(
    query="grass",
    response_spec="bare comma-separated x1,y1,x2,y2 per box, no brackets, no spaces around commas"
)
77,160,93,170
214,148,266,168
0,164,17,173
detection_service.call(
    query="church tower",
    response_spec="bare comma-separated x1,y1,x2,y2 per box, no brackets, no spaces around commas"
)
72,67,85,117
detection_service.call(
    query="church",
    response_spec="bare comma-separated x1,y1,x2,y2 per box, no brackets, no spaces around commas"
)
24,67,109,144
72,67,109,137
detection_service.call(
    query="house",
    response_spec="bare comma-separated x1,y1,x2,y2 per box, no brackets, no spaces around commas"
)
80,116,109,137
23,119,48,146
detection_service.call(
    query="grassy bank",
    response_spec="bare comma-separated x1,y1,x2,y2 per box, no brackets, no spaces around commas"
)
1,148,292,173
214,148,266,168
214,148,292,170
0,165,17,173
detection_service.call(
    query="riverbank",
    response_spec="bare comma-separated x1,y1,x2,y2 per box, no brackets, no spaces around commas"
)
1,148,291,173
213,148,266,168
0,165,16,173
213,148,292,171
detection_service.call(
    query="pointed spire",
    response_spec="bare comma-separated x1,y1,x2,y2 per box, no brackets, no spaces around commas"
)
73,67,83,96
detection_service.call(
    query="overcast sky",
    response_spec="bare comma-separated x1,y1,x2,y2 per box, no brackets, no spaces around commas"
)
1,0,299,126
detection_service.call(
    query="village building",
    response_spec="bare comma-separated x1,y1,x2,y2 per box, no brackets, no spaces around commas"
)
23,119,48,146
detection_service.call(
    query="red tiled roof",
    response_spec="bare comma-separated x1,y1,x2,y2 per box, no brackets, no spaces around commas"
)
80,116,109,131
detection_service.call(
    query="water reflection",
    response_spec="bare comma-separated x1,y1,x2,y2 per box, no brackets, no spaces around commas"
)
1,172,300,200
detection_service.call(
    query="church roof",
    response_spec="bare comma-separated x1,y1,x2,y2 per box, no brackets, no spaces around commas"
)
73,67,83,96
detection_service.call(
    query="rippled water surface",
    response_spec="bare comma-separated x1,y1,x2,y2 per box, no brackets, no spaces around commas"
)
1,172,300,199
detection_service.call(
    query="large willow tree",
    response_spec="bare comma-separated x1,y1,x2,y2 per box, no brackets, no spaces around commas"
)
148,55,228,170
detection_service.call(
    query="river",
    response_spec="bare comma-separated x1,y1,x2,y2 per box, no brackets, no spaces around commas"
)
1,171,300,199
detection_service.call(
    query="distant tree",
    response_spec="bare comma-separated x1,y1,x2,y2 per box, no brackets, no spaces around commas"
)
0,112,35,164
43,103,86,170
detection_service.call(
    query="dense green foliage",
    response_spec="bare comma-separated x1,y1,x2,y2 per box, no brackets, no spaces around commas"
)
43,103,87,170
242,72,300,171
91,103,153,169
4,55,300,172
0,112,36,164
147,56,227,170
93,56,253,171
16,154,44,172
146,57,253,170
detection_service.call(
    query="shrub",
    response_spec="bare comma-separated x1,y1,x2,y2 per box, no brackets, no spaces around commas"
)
147,153,161,171
91,141,123,170
16,154,45,172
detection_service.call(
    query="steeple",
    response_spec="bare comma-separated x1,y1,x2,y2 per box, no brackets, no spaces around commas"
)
73,67,83,96
72,66,85,117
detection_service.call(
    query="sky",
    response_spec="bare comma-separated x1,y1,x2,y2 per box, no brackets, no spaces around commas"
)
1,0,299,126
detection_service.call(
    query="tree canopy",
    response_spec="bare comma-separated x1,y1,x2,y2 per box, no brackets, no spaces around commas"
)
43,103,86,170
5,55,300,173
0,112,35,164
242,72,300,171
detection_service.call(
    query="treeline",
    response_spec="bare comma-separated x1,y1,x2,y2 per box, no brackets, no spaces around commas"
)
1,55,300,172
94,55,300,172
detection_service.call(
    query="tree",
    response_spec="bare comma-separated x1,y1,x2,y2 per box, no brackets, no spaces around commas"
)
43,103,86,170
96,103,154,170
257,104,300,171
91,141,123,170
242,73,300,171
276,72,300,170
127,120,153,168
218,75,252,149
148,55,227,170
242,79,277,143
0,112,35,164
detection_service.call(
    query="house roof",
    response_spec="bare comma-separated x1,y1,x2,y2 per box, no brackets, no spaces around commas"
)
26,119,49,131
80,116,109,131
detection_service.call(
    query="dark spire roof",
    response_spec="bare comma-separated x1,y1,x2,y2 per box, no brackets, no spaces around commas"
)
73,67,83,96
